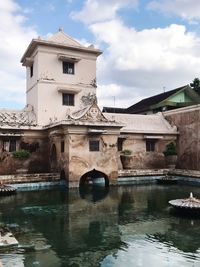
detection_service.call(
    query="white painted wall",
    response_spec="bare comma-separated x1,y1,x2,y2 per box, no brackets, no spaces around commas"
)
26,43,99,125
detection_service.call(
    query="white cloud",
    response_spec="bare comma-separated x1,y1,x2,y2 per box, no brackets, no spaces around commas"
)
97,83,142,108
71,0,138,24
148,0,200,22
0,0,38,108
91,20,200,108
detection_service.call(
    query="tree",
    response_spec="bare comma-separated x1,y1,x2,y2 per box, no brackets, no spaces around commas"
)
190,78,200,94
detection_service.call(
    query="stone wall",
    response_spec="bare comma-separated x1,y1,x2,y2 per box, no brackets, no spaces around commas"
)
0,131,50,175
48,125,120,187
120,135,176,169
164,105,200,170
68,133,119,186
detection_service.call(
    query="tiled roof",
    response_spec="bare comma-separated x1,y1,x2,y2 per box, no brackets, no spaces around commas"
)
0,106,37,128
126,86,187,114
104,113,177,134
102,107,127,113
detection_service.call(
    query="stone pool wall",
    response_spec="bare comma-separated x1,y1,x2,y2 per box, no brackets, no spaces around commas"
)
0,173,60,184
164,105,200,170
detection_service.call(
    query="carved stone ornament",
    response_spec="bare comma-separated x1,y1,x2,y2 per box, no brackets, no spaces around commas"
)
81,92,97,107
80,103,108,122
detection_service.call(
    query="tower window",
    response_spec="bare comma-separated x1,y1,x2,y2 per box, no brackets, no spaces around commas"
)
89,140,100,151
61,141,65,153
63,61,74,74
62,93,74,106
30,65,33,77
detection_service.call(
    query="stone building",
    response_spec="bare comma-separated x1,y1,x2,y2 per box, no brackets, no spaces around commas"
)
0,29,178,187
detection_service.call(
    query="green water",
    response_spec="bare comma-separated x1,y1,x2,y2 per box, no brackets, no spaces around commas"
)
0,184,200,267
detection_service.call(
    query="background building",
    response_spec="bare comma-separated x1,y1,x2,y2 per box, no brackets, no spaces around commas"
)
103,85,200,115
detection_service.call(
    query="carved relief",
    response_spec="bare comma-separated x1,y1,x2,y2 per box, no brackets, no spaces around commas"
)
90,78,97,88
81,92,97,106
80,105,108,122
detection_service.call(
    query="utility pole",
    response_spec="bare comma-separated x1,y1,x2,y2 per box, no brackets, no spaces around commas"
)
113,96,115,113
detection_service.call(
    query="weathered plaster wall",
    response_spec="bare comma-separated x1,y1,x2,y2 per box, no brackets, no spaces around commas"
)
120,135,176,169
0,131,50,174
164,105,200,170
68,133,119,186
48,125,120,187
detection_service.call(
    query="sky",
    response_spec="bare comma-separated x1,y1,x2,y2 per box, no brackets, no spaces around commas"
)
1,0,200,109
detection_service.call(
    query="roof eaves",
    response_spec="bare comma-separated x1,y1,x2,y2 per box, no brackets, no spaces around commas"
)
21,39,102,64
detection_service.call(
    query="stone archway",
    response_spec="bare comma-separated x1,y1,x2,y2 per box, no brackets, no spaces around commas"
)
79,169,109,187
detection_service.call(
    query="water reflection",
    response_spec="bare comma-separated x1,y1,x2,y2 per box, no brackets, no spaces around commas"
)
0,185,199,266
79,185,109,203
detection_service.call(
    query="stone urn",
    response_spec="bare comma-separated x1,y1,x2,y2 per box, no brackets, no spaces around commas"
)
120,155,133,169
165,155,177,169
163,142,177,169
120,150,133,169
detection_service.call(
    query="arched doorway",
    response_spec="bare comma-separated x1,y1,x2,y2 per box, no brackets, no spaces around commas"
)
50,144,57,171
79,169,109,202
79,169,109,187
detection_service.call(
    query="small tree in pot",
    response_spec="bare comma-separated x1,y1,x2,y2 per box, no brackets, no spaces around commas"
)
163,142,177,169
120,149,132,169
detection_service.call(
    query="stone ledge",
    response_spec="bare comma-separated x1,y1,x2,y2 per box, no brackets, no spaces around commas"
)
119,169,200,178
169,169,200,178
118,169,169,177
0,173,60,184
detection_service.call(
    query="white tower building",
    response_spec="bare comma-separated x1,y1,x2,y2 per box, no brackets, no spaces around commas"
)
21,28,102,126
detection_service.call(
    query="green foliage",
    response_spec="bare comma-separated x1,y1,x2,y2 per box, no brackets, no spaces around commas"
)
12,150,31,159
190,78,200,94
163,142,177,156
121,149,132,156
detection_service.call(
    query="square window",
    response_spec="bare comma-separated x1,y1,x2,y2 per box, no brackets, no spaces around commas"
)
9,140,16,152
63,61,74,74
62,93,74,106
146,140,156,152
61,141,65,153
3,140,16,152
89,140,100,151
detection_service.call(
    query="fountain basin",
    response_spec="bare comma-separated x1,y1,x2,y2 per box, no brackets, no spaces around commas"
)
169,193,200,215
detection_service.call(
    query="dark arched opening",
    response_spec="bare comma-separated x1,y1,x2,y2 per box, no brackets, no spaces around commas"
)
50,144,57,171
79,169,109,187
79,169,109,202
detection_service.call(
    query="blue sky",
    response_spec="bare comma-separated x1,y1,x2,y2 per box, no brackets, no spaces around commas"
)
1,0,200,109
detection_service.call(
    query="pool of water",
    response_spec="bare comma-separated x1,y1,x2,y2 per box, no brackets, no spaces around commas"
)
0,184,200,267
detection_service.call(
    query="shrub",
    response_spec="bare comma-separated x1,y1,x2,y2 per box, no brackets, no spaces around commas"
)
12,150,31,159
163,142,177,156
121,149,132,156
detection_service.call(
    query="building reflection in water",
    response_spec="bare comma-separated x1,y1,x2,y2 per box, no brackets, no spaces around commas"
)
0,185,200,266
